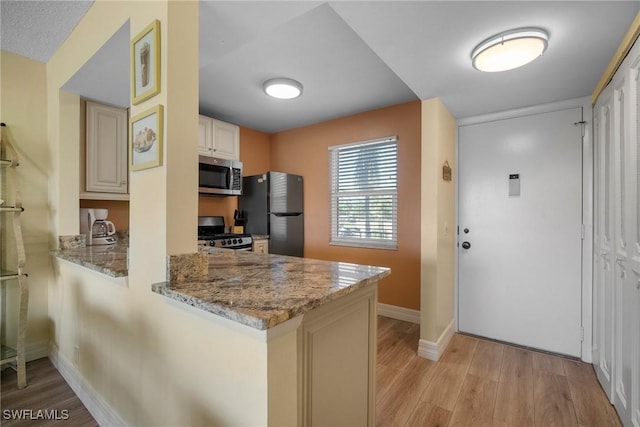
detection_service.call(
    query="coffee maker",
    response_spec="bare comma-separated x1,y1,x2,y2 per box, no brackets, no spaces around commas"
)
80,208,117,245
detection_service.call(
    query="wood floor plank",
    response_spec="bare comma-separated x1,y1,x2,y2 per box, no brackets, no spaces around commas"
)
493,344,535,426
1,358,98,427
492,420,519,427
533,370,578,427
376,354,436,427
440,334,478,369
562,359,599,384
376,363,401,405
532,352,566,376
500,345,533,382
419,364,468,411
562,360,622,427
404,401,452,427
448,374,498,427
468,339,504,382
378,331,420,371
493,376,535,427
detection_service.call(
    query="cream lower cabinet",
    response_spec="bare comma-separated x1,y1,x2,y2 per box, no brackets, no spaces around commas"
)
198,115,239,160
253,239,269,254
85,101,128,195
593,35,640,427
298,285,376,426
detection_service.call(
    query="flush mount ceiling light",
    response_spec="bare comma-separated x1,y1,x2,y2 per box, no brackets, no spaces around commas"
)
263,78,303,99
471,28,549,72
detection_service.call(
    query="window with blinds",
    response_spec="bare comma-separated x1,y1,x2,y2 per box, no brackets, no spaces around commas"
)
329,136,398,249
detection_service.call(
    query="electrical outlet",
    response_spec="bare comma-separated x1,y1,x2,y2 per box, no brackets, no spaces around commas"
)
74,345,79,364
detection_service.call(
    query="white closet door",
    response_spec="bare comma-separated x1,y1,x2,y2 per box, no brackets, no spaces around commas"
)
594,86,615,401
627,51,640,427
612,74,633,426
594,37,640,427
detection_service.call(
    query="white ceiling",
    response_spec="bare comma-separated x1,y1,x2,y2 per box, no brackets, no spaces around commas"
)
2,1,639,133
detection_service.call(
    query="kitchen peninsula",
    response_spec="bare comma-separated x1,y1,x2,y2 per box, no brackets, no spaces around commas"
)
53,243,389,426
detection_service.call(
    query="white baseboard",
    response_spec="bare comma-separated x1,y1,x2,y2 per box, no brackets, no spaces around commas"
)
377,303,420,324
417,319,455,361
26,340,50,361
49,345,126,427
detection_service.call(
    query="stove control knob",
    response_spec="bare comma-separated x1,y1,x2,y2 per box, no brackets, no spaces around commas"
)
221,240,226,246
238,238,243,244
209,240,215,247
233,238,238,244
227,239,232,245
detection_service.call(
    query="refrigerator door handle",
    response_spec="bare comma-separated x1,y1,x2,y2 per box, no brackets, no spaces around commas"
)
272,212,302,217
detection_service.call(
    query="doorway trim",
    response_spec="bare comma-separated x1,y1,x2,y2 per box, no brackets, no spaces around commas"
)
455,96,593,362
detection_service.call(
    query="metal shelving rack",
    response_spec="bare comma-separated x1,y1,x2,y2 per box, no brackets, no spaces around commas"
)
0,122,29,389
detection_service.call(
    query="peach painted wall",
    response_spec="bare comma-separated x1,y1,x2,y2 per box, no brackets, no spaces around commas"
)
270,101,422,310
79,199,130,231
198,126,271,228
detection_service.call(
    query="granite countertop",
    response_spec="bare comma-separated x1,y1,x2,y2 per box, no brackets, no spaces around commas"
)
53,237,128,278
152,249,390,330
251,234,269,240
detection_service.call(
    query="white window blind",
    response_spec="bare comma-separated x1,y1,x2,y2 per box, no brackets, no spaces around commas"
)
329,136,398,249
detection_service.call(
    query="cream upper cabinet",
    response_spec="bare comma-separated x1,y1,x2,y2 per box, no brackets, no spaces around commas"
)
85,101,128,195
198,115,213,155
198,115,240,160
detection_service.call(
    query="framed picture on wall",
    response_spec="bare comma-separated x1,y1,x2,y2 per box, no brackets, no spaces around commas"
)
130,105,163,171
131,20,160,105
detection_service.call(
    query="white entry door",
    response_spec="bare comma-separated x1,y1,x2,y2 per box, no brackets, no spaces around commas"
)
458,107,583,357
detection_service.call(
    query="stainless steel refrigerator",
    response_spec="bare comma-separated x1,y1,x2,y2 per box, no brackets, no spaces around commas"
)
239,172,304,257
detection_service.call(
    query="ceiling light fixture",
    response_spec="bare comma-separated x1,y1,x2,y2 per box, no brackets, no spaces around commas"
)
263,78,303,99
471,28,549,72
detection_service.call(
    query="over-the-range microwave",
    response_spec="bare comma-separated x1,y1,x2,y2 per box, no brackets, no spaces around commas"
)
199,155,243,196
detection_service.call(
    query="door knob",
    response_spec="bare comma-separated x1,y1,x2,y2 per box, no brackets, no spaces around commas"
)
461,241,471,250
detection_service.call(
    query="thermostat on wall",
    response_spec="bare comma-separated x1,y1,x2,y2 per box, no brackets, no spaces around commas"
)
509,174,520,196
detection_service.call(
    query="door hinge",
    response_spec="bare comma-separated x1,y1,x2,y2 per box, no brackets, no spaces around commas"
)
574,120,587,137
580,327,584,342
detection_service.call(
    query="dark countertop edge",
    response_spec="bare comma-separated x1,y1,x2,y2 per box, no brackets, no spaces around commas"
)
151,269,390,330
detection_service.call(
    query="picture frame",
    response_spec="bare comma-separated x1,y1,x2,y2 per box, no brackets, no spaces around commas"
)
131,20,160,105
130,105,163,171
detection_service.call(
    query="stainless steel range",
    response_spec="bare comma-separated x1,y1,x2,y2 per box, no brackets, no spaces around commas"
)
198,216,252,250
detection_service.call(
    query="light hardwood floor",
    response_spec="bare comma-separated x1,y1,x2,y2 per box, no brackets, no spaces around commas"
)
1,317,621,427
377,316,622,427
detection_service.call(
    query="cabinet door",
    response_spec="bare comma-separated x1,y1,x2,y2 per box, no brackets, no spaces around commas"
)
300,286,377,427
212,119,239,160
86,101,128,193
198,115,213,156
253,240,268,254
